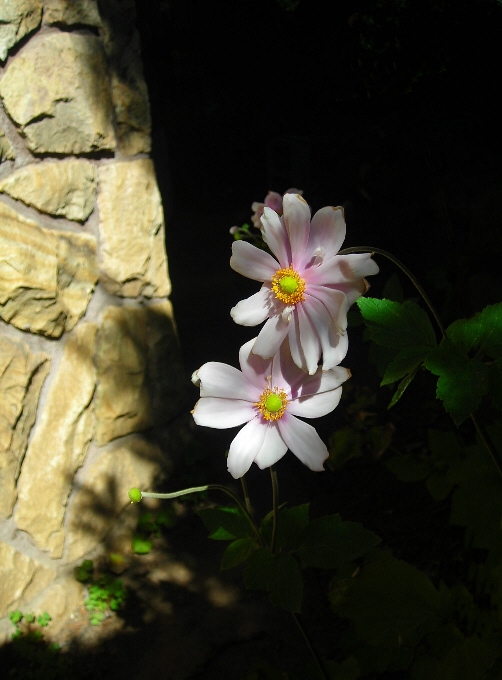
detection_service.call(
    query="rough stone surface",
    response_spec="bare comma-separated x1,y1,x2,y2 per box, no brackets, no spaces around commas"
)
0,336,50,518
15,323,97,557
0,202,98,337
98,160,170,298
0,0,42,61
0,159,97,221
95,305,153,445
0,542,55,619
0,128,15,161
43,0,101,27
0,32,116,153
31,578,84,637
65,436,163,563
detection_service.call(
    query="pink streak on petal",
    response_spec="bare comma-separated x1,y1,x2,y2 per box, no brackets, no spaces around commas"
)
289,385,343,419
227,417,266,478
308,206,346,262
253,314,290,359
198,362,259,401
261,208,291,268
277,413,328,471
193,398,255,429
230,240,279,281
307,285,348,330
282,194,311,267
230,286,273,326
297,303,321,375
264,191,283,212
254,422,289,469
239,337,273,389
288,310,307,373
303,293,350,369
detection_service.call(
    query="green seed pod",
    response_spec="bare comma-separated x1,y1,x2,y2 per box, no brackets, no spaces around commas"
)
128,488,142,503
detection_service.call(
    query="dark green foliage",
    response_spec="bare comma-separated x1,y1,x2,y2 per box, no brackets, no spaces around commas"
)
75,560,127,625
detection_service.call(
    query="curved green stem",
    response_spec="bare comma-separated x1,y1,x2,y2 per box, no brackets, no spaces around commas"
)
270,466,279,553
292,613,330,680
140,484,263,547
240,474,253,517
339,245,446,338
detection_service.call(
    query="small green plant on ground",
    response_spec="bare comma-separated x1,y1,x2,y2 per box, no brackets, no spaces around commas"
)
131,506,177,554
74,560,127,625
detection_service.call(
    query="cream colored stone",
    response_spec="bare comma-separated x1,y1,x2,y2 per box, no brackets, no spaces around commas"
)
0,159,97,221
31,578,84,637
0,542,55,618
65,436,163,562
15,323,97,557
43,0,101,27
0,336,50,518
0,0,42,61
98,160,170,297
0,128,15,161
95,305,153,445
0,202,98,337
0,32,115,153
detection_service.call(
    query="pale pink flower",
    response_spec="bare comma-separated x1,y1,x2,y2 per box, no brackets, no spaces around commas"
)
230,194,379,375
192,338,350,478
251,188,303,228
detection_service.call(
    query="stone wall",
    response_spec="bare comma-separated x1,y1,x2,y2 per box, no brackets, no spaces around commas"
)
0,0,185,641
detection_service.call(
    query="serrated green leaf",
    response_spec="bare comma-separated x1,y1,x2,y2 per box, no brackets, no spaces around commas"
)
243,549,303,612
446,303,502,359
357,298,437,349
197,505,253,541
331,551,440,647
381,345,431,385
296,515,380,569
387,366,419,409
220,537,257,570
424,339,490,425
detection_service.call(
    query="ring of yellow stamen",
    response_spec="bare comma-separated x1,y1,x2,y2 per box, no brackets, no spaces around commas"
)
271,266,306,305
255,387,289,421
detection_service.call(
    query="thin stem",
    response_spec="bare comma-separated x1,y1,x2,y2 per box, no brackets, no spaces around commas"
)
339,245,446,338
141,484,263,547
292,613,330,680
240,474,253,517
270,466,279,553
470,412,502,477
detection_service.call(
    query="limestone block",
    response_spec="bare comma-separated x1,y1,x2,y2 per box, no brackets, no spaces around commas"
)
0,128,15,161
31,578,84,637
0,0,42,61
0,159,97,221
43,0,101,27
65,436,163,562
0,202,98,337
0,336,50,518
98,160,170,298
0,542,55,619
0,32,116,153
95,305,153,445
15,323,97,557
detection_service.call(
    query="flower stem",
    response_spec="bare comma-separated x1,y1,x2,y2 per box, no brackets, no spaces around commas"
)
338,245,446,338
292,613,330,680
270,466,279,553
141,484,263,547
470,412,502,477
240,474,253,517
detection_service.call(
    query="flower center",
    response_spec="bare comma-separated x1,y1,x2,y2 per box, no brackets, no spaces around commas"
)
271,266,306,305
255,387,289,421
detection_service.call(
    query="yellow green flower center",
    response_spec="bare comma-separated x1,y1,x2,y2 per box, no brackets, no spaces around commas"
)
271,266,306,305
255,387,288,421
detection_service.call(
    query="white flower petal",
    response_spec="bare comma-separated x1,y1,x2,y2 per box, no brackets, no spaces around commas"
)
303,294,350,369
192,397,255,429
277,413,328,471
307,285,349,332
289,385,343,418
314,253,379,286
239,337,273,390
254,423,288,469
197,362,259,401
295,365,350,398
252,314,290,359
307,206,346,264
230,286,272,326
227,417,266,478
297,304,321,375
282,194,311,266
230,240,279,281
261,207,291,268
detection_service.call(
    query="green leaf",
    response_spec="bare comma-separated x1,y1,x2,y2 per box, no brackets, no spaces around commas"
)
411,636,500,680
385,454,433,483
197,505,253,541
446,303,502,360
387,365,420,409
131,534,152,554
331,551,440,647
296,515,381,569
243,549,303,612
489,358,502,410
357,298,437,349
274,504,310,550
220,537,257,570
424,338,490,425
381,345,431,385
